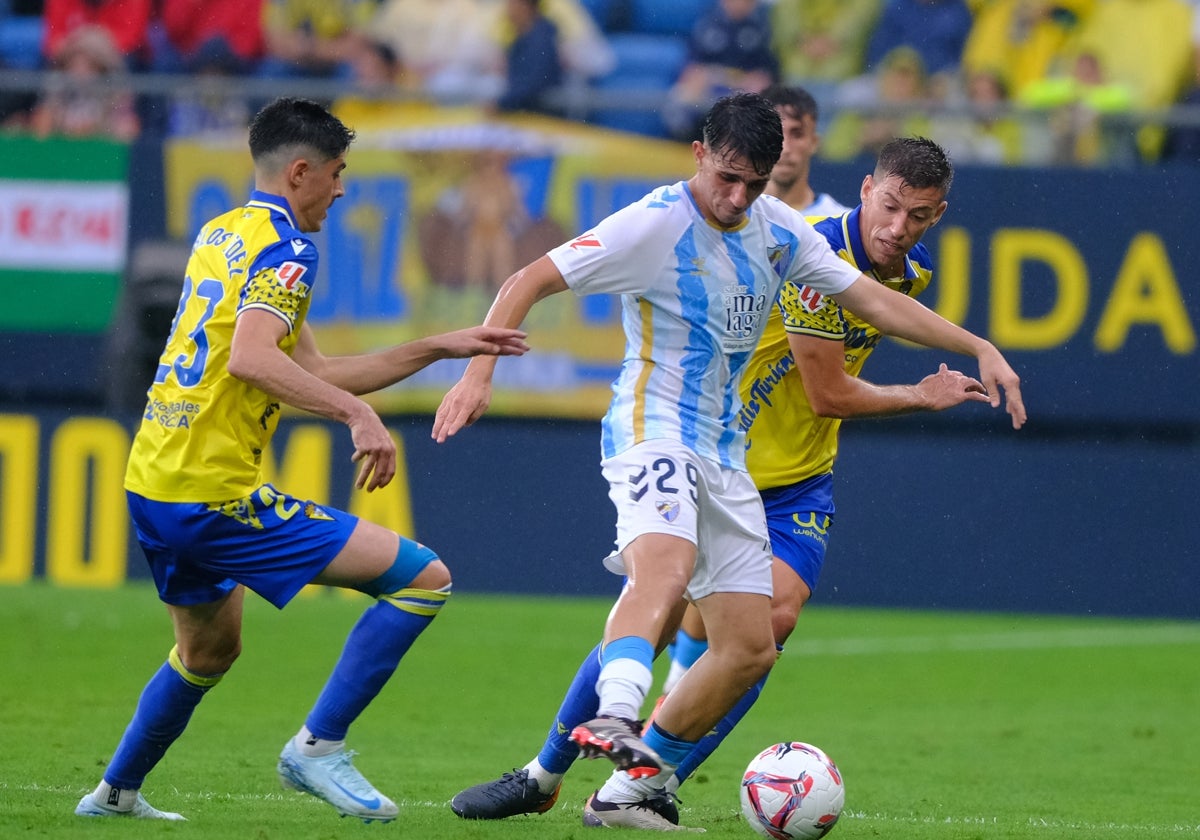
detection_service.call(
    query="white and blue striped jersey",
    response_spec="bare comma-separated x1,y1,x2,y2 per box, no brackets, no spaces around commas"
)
547,180,862,471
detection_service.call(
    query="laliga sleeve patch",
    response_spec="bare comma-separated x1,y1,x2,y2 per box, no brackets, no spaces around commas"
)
796,284,825,314
276,261,309,291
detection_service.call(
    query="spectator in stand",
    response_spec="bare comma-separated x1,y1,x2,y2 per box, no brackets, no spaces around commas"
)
1161,7,1200,161
865,0,972,91
258,0,374,79
770,0,882,86
370,0,610,106
1069,0,1193,111
490,0,614,83
495,0,563,114
371,0,502,103
823,45,932,162
164,40,255,136
961,0,1094,102
42,0,152,69
1018,49,1137,164
1020,0,1193,162
663,0,779,141
931,68,1029,164
155,0,265,76
30,25,140,140
331,38,439,129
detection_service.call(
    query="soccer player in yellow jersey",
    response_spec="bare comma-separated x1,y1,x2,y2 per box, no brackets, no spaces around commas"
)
75,97,528,823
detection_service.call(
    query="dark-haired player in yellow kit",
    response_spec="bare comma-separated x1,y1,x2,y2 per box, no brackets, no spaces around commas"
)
74,96,528,823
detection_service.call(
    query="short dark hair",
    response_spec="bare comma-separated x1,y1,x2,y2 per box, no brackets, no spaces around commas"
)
248,97,356,168
761,83,819,124
700,92,783,178
875,136,953,196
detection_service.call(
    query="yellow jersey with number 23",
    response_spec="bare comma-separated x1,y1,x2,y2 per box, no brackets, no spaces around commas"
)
125,191,319,503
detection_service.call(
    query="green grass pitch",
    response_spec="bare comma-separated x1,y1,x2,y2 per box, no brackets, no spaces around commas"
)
2,582,1197,838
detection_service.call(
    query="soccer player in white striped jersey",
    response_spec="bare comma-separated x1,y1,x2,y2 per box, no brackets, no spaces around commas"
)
435,93,1024,832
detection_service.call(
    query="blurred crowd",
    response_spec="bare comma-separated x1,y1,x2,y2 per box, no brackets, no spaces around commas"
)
2,0,1200,165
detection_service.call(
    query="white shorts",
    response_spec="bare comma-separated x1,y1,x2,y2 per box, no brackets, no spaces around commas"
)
600,439,773,600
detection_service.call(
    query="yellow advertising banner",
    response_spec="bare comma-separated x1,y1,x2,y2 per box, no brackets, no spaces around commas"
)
165,104,693,417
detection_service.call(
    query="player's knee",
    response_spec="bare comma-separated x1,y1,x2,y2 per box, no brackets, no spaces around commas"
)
171,641,237,688
360,537,445,597
408,558,451,591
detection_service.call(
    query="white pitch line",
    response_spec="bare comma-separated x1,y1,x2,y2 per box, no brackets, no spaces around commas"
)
11,785,1197,833
791,623,1200,657
841,809,1200,834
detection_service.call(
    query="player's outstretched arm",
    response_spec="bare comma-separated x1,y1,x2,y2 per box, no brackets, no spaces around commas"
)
793,334,990,419
292,324,530,396
833,275,1026,428
432,256,568,443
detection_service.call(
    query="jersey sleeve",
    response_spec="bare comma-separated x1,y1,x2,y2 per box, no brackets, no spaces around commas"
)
780,205,862,295
238,237,319,333
547,187,677,296
778,279,847,340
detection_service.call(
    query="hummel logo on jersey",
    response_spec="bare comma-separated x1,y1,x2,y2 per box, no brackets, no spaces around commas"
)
291,238,307,255
568,232,604,251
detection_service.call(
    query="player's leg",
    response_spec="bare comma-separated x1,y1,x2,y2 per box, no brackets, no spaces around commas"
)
662,603,708,696
278,518,449,823
584,463,776,830
452,593,689,820
666,559,810,790
571,531,696,776
584,589,775,830
451,642,602,819
666,475,834,791
77,589,245,821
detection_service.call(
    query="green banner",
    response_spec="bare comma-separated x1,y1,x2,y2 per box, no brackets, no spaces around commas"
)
0,136,130,333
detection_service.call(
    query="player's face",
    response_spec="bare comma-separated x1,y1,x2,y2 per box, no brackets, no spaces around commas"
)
690,141,771,229
294,154,347,233
770,108,819,191
858,172,947,276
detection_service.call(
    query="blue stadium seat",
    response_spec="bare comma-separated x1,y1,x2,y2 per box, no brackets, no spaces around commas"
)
0,15,44,70
628,0,711,37
588,32,687,137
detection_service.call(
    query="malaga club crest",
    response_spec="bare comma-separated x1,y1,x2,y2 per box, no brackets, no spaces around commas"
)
656,500,680,522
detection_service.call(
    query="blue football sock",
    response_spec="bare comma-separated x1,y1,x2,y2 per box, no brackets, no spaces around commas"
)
672,628,709,669
672,645,780,785
643,721,698,770
104,648,221,790
536,643,602,774
305,586,449,741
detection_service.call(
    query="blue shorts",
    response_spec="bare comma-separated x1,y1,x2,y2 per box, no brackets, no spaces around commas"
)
759,473,836,594
127,485,359,609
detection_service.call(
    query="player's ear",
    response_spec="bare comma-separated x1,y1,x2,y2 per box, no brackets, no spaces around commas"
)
929,200,948,227
859,174,873,203
286,157,310,189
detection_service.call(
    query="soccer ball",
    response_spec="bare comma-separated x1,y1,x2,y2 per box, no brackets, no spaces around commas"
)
739,741,844,839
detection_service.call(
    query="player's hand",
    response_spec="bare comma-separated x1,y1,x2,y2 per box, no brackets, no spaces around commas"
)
977,344,1026,429
432,374,493,443
434,326,529,359
347,405,396,491
915,363,991,411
